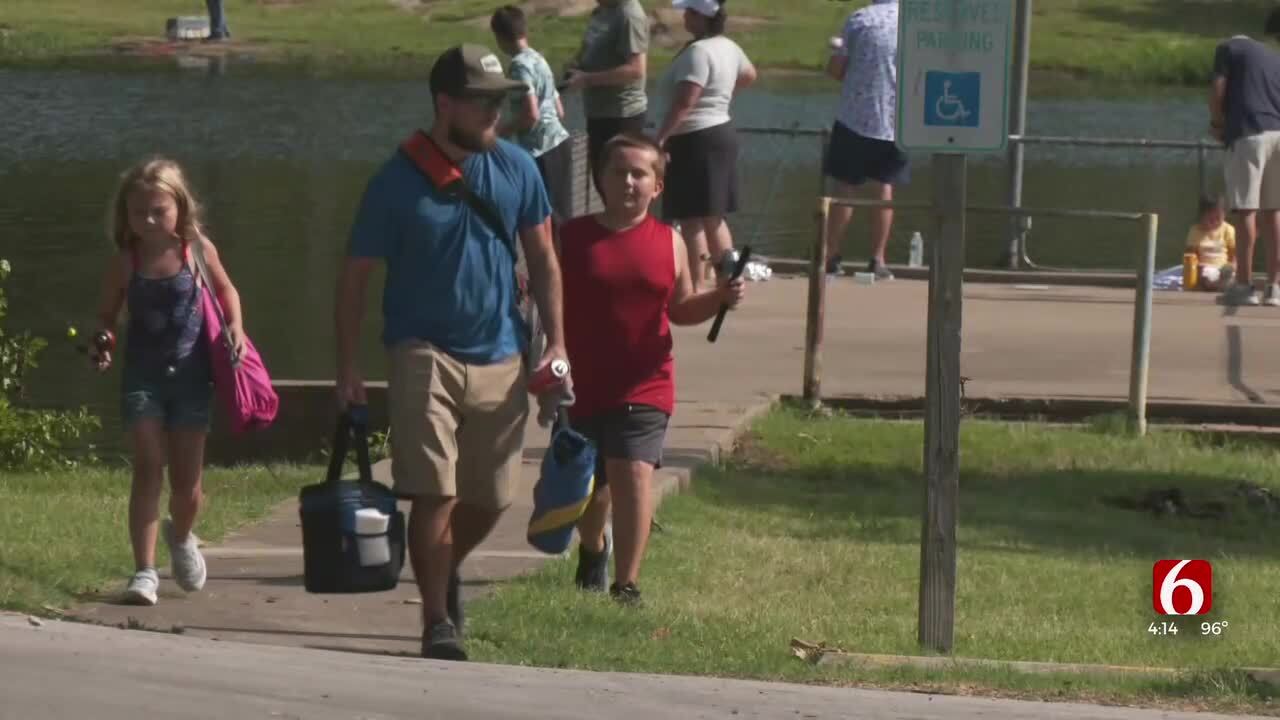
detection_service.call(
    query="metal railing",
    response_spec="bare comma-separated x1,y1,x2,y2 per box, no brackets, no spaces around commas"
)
561,124,1208,282
1004,134,1221,271
803,197,1160,435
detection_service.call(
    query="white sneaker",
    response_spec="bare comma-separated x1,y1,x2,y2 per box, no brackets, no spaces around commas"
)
1265,284,1280,307
162,518,207,592
122,569,159,606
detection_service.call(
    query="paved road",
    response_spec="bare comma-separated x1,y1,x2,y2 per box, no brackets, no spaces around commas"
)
3,615,1269,720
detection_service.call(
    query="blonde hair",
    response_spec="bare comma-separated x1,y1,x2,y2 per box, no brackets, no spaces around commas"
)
109,156,205,251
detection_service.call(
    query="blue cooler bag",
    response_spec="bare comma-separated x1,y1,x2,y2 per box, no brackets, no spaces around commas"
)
300,407,405,593
527,414,597,555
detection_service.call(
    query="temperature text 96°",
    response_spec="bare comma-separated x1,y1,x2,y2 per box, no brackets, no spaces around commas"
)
1200,621,1229,636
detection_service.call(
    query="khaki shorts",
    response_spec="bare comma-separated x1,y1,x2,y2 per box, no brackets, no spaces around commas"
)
387,341,529,510
1225,130,1280,211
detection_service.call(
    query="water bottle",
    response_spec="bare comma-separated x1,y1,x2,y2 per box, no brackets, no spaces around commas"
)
909,232,924,268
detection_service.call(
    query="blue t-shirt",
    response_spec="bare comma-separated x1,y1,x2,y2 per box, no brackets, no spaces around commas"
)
348,139,552,364
1214,36,1280,147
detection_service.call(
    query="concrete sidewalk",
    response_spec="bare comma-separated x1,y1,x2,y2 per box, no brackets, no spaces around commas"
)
69,394,773,657
674,274,1280,408
4,614,1271,720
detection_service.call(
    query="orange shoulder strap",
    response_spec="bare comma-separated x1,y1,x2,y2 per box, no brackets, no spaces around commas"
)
399,130,463,190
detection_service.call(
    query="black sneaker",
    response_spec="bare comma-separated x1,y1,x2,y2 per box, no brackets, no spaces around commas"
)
574,526,612,592
825,253,843,276
447,571,464,635
609,582,643,607
422,619,467,661
868,259,894,280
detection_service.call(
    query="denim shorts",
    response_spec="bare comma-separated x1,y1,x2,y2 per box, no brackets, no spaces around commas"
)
121,355,214,432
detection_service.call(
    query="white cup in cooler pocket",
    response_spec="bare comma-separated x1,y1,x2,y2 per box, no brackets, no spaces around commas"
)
354,507,391,567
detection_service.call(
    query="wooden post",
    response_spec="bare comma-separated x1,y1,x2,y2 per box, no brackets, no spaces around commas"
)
919,154,966,654
803,197,831,408
818,128,830,197
1128,213,1158,436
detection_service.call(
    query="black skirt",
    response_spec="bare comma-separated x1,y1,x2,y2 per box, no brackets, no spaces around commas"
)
663,121,739,221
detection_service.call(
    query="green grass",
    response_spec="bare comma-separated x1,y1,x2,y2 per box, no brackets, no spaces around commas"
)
462,407,1280,714
0,463,313,614
0,0,1275,86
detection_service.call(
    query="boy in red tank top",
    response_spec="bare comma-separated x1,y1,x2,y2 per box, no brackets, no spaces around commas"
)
559,133,746,604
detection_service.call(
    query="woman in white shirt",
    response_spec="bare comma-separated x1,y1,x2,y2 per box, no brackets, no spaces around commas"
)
655,0,757,290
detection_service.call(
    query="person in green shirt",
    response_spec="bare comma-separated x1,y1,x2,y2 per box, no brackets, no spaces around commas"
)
563,0,651,197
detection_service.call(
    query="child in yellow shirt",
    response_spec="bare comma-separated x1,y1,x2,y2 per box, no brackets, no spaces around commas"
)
1186,196,1235,291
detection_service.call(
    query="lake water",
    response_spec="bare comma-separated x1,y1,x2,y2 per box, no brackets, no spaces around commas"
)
0,65,1219,452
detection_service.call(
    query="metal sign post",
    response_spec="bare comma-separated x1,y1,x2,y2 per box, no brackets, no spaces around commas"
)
896,0,1014,654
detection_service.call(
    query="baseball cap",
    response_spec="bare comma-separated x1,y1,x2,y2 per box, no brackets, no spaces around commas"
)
429,43,525,97
672,0,722,18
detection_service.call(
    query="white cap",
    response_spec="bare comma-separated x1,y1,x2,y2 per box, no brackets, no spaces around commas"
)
672,0,721,18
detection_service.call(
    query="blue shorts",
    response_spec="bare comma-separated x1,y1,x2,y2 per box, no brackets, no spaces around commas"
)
823,121,911,187
121,355,213,432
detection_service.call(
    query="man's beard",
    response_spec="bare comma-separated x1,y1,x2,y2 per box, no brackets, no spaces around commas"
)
449,123,496,153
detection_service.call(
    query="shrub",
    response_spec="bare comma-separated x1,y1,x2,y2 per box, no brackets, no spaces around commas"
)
0,259,100,470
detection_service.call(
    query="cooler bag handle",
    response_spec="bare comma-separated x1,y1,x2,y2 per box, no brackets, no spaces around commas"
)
327,405,374,486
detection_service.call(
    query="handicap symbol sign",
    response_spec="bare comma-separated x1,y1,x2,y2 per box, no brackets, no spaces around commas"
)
924,71,980,129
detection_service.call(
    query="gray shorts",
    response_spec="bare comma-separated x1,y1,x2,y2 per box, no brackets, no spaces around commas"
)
570,403,669,488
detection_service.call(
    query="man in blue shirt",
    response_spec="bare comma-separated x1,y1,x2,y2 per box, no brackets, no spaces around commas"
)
1211,10,1280,306
335,43,566,662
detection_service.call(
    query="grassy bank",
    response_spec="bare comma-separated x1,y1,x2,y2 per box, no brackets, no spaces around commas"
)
0,464,312,614
462,408,1280,714
1,1,1275,86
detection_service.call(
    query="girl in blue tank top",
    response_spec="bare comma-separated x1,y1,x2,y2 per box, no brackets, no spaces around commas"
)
91,157,247,607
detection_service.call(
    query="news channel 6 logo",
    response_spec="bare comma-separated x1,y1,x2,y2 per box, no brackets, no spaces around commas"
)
1153,559,1212,615
1147,560,1232,640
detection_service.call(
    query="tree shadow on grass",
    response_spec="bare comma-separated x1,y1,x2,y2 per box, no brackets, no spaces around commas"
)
1147,668,1280,706
694,451,1280,561
1079,0,1276,41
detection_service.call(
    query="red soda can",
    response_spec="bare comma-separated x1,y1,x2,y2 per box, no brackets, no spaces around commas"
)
528,359,569,395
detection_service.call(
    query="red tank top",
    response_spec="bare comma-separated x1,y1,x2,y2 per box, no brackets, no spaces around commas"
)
560,213,676,419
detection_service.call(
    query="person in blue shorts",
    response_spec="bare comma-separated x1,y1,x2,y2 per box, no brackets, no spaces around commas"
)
822,0,907,281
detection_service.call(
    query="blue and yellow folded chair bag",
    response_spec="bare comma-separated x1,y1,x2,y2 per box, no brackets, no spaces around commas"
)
527,415,597,555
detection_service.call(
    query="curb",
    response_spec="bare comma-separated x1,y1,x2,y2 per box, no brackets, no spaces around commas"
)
803,648,1280,689
657,395,780,495
707,396,781,467
791,394,1280,430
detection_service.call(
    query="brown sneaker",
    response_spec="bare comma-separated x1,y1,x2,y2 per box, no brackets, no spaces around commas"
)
609,581,643,607
422,619,467,661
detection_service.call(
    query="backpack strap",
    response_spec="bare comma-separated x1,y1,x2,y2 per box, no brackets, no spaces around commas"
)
399,130,520,266
399,129,465,188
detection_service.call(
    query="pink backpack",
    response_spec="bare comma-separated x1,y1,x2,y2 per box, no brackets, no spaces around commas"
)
189,240,279,433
